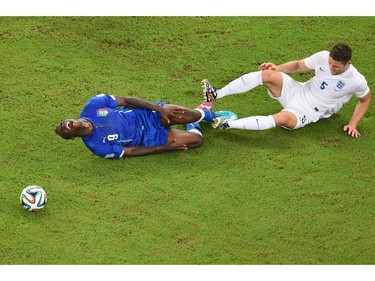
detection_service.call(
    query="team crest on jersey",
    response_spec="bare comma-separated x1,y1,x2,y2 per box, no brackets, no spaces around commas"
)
97,108,108,117
335,80,345,90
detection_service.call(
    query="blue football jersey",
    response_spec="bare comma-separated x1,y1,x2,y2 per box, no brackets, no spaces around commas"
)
81,94,171,158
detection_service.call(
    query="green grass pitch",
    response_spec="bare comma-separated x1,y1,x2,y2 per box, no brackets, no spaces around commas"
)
0,17,374,265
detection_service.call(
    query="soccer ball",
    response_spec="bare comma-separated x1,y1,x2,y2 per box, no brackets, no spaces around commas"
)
20,185,47,211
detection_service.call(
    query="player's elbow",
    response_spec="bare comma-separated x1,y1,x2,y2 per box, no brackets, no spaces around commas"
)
359,91,371,106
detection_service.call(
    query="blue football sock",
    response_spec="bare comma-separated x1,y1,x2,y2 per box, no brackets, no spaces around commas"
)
186,122,202,136
194,108,216,123
202,110,216,122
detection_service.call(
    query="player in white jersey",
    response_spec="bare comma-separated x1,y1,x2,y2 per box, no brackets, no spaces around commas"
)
203,44,371,138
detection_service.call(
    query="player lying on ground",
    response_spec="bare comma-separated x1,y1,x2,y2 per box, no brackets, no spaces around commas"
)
55,94,218,158
203,43,371,138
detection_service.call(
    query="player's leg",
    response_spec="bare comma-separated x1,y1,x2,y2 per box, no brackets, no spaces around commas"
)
213,110,297,130
261,70,283,98
213,114,276,130
272,111,298,128
164,102,211,148
212,72,309,130
202,70,283,101
161,104,216,125
167,128,203,149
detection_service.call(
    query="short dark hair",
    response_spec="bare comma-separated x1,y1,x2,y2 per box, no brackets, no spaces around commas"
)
330,43,352,64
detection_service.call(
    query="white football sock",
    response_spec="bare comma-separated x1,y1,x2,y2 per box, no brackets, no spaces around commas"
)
216,71,263,99
227,115,276,130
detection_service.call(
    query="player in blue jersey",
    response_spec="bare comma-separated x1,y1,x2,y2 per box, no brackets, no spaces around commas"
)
55,94,217,159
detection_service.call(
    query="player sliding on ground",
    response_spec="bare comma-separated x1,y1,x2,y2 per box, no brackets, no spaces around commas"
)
55,94,224,158
203,43,371,138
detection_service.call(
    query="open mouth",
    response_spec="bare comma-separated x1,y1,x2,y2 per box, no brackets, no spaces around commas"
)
59,119,75,132
64,121,73,130
62,120,75,130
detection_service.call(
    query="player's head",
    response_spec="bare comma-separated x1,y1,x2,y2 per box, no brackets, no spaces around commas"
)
329,43,352,75
55,119,83,139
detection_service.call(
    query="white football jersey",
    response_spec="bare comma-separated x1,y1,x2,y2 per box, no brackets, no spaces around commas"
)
304,51,370,118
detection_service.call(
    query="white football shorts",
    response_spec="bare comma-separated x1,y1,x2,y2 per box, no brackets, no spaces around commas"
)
267,72,320,130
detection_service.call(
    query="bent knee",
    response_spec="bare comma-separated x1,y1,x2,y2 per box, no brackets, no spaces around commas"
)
187,134,203,148
261,69,280,83
273,111,297,129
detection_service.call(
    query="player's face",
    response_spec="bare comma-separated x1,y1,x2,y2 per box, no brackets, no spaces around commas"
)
328,56,351,75
55,119,81,139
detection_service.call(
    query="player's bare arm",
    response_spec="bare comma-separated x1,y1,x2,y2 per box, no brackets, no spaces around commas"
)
122,139,187,157
343,91,371,138
115,96,165,112
114,96,185,124
259,59,310,73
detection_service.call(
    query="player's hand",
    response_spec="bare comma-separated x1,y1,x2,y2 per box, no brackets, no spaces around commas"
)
343,124,361,138
160,106,185,124
259,62,277,71
158,106,172,124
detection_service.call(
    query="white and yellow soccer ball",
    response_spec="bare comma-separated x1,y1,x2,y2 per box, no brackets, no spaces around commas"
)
20,185,47,211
